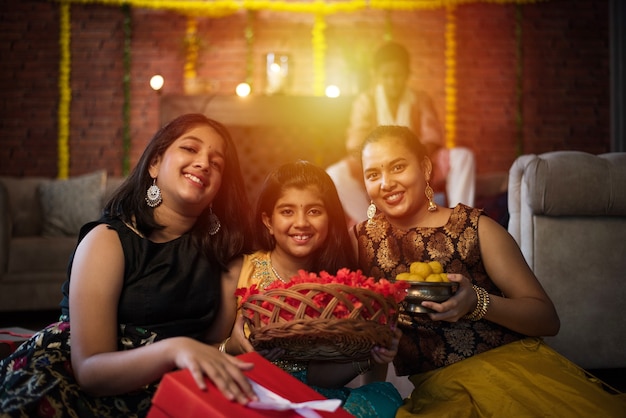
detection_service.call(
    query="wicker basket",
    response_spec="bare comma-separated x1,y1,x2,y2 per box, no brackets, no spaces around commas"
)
241,283,399,362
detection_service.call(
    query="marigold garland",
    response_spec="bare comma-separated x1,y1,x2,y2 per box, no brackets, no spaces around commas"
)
57,2,71,179
244,10,255,86
444,5,457,148
312,13,326,96
54,0,546,11
184,16,199,82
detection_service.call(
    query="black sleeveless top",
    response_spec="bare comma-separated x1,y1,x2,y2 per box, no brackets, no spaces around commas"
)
60,217,222,342
354,204,525,375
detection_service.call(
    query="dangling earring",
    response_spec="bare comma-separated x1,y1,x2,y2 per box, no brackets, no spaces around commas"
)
208,205,221,235
425,182,438,212
367,201,377,224
424,158,437,212
145,178,162,208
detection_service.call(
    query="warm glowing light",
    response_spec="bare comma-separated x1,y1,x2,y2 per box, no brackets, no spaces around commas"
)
325,85,340,98
269,62,281,73
236,82,251,97
150,75,164,91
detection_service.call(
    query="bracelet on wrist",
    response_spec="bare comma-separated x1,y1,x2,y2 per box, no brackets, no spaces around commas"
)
218,337,231,354
463,284,490,321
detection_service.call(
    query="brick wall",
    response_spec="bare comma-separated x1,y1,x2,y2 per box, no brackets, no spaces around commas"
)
1,1,60,176
0,0,610,179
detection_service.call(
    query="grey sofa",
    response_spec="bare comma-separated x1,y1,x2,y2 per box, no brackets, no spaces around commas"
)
507,151,626,370
0,172,124,312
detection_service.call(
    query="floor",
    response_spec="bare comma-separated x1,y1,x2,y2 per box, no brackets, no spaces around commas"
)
1,310,625,394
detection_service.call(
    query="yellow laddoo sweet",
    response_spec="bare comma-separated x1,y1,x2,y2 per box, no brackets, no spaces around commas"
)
425,273,443,282
410,262,432,278
395,272,412,281
396,262,450,282
428,261,443,274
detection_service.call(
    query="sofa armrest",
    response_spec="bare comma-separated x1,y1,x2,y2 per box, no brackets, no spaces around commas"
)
507,151,626,267
506,154,537,257
506,151,626,369
524,151,626,217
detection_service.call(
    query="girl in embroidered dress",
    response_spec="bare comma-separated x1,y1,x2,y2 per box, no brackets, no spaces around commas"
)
352,125,626,417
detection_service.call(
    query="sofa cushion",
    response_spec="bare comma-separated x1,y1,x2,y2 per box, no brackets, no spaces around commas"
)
6,236,77,278
0,176,48,237
38,170,107,237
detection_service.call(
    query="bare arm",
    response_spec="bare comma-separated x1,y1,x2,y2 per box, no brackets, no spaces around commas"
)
218,256,256,356
69,225,256,403
477,215,560,336
206,257,243,344
423,216,560,337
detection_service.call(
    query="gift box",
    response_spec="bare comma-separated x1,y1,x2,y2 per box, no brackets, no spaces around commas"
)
148,351,354,418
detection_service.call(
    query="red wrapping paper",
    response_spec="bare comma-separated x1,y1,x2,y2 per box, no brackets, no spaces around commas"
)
148,351,354,418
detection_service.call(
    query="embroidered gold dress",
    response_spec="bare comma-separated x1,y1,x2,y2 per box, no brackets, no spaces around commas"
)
355,204,524,375
354,204,626,417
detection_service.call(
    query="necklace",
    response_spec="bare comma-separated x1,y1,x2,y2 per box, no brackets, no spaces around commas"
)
268,254,288,283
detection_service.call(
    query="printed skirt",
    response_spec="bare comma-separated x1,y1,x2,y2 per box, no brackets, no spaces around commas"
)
0,321,158,418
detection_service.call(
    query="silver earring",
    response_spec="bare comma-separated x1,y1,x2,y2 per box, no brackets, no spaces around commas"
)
146,178,162,208
208,206,221,235
367,201,377,224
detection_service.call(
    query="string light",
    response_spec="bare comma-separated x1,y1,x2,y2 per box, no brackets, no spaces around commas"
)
150,74,164,91
236,82,251,97
325,85,340,98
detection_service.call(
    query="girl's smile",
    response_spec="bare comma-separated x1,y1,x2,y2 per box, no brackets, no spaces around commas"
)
263,185,329,266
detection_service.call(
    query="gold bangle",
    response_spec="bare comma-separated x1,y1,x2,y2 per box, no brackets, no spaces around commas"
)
352,358,371,375
463,285,490,321
218,337,231,354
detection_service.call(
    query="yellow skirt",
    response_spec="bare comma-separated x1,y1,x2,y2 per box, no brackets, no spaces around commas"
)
396,338,626,418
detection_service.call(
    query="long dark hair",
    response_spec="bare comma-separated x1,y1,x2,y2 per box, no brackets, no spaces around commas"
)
104,113,252,268
255,160,357,273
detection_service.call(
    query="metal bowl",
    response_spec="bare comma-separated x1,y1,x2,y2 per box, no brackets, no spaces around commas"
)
400,281,458,314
